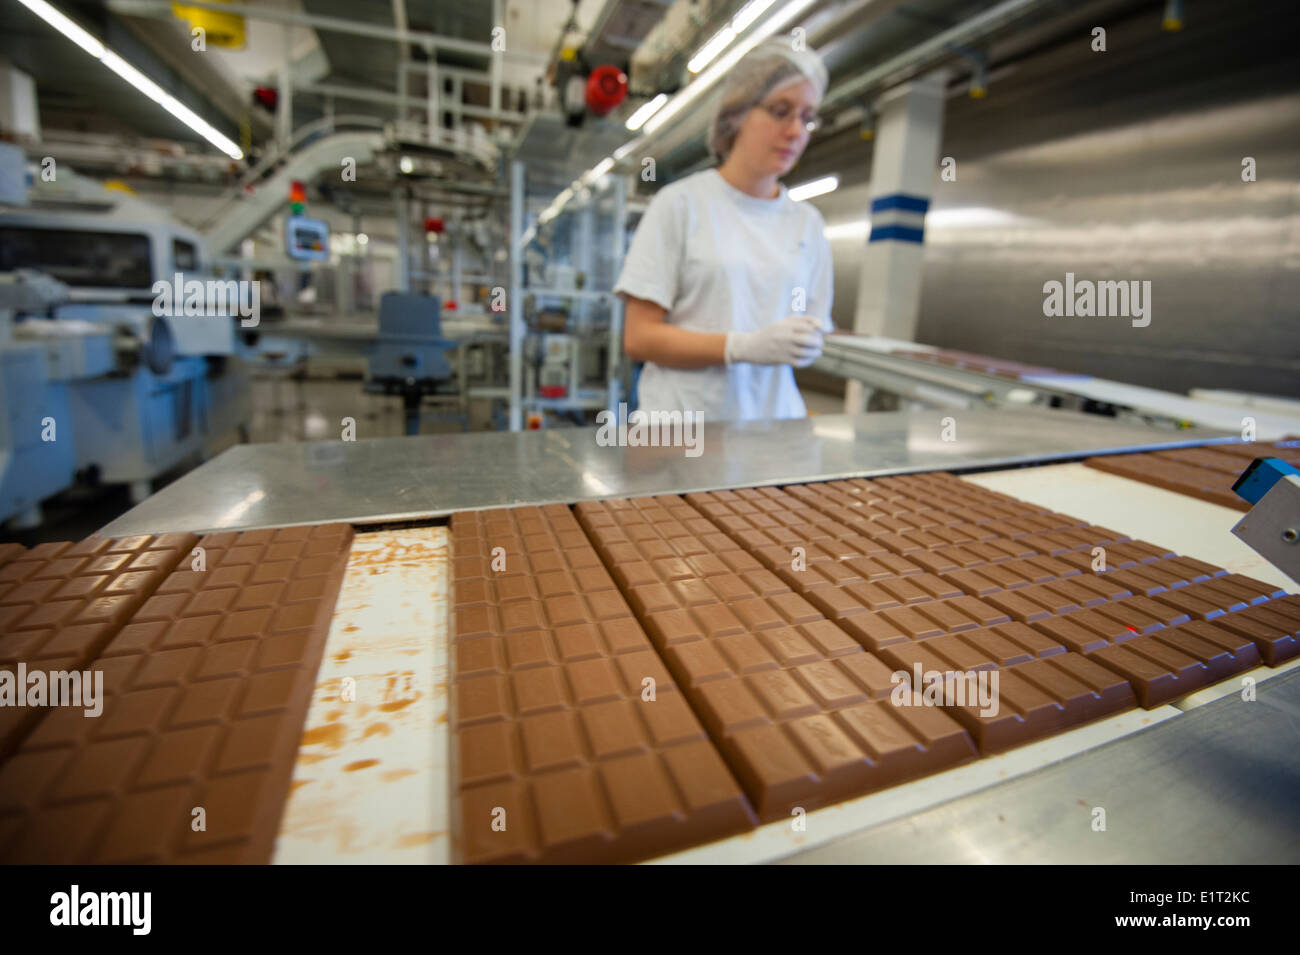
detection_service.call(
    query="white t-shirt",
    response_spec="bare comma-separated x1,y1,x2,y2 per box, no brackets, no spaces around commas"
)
614,168,833,422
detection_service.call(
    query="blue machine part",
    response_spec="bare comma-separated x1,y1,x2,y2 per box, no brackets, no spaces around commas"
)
0,342,77,525
1232,457,1300,506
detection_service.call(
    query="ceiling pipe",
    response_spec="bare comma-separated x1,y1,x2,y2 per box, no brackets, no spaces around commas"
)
820,0,1049,111
104,0,550,63
629,0,1065,173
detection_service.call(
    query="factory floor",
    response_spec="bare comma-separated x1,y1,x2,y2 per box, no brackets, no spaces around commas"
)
4,375,845,544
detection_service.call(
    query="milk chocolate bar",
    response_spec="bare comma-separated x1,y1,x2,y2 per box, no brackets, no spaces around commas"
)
942,652,1137,754
1085,443,1300,512
1087,619,1261,707
450,506,756,864
0,534,199,759
0,524,353,863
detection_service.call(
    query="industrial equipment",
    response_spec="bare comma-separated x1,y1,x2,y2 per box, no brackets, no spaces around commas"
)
1232,457,1300,581
0,157,250,525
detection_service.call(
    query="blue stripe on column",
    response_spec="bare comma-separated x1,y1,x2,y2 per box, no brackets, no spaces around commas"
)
870,193,931,214
868,224,925,243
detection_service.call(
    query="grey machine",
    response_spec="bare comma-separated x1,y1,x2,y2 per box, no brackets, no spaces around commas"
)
365,291,458,435
1229,455,1300,582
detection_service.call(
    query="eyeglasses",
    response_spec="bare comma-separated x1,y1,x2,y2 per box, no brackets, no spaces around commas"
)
757,100,820,133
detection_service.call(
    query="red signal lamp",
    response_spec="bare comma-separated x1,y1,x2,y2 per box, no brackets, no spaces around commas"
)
253,86,278,111
585,65,628,116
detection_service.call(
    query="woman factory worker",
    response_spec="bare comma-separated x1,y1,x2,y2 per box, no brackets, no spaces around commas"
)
614,37,833,422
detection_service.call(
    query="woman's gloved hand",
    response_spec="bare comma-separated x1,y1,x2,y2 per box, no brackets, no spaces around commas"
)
724,314,824,368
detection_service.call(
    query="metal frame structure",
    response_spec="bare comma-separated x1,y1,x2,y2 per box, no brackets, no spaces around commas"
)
507,160,628,431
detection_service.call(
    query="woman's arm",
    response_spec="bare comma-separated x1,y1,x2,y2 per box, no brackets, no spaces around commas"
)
622,294,727,369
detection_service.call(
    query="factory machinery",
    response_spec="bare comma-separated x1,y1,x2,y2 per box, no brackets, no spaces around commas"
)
0,144,250,528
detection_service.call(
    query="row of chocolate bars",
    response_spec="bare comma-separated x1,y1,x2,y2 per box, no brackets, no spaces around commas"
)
0,525,354,863
449,469,1298,864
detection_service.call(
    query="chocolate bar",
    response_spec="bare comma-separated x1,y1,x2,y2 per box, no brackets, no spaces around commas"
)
450,506,755,863
0,524,352,863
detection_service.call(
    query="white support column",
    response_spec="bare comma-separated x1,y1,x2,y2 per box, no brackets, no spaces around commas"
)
845,70,949,414
450,234,463,305
508,160,524,431
276,62,294,151
607,174,627,415
426,45,438,133
395,189,411,292
576,199,595,327
490,0,502,117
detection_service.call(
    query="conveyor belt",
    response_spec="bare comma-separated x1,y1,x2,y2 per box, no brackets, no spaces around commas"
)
67,411,1300,864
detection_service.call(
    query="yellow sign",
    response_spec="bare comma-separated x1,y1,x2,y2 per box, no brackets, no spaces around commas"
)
172,1,246,49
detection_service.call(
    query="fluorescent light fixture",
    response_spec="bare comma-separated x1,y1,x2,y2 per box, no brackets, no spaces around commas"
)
625,93,668,131
732,0,778,32
643,0,819,136
587,157,614,182
14,0,101,57
688,27,736,74
399,155,414,174
789,175,838,202
613,139,640,161
15,0,243,160
689,0,780,73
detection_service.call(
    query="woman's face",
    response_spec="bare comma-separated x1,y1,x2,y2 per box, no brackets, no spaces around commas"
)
731,77,821,178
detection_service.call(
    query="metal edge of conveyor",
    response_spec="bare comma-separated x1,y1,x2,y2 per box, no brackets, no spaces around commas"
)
776,664,1300,864
94,408,1240,538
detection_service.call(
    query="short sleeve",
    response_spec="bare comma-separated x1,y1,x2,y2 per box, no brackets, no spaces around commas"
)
613,188,681,311
805,221,834,333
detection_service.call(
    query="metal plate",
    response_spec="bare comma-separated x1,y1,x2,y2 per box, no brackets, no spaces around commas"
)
98,407,1230,536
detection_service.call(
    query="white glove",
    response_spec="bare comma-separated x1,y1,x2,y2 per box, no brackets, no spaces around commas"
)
725,315,824,368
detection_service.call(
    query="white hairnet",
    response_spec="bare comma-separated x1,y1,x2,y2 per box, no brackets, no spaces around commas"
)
708,37,828,163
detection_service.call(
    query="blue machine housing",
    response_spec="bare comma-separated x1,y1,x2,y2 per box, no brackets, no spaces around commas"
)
1232,457,1300,506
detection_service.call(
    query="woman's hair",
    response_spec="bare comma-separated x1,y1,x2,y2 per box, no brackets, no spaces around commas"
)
708,36,828,163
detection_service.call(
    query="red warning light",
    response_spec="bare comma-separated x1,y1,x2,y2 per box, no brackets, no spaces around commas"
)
253,86,278,111
289,180,307,203
585,65,628,116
